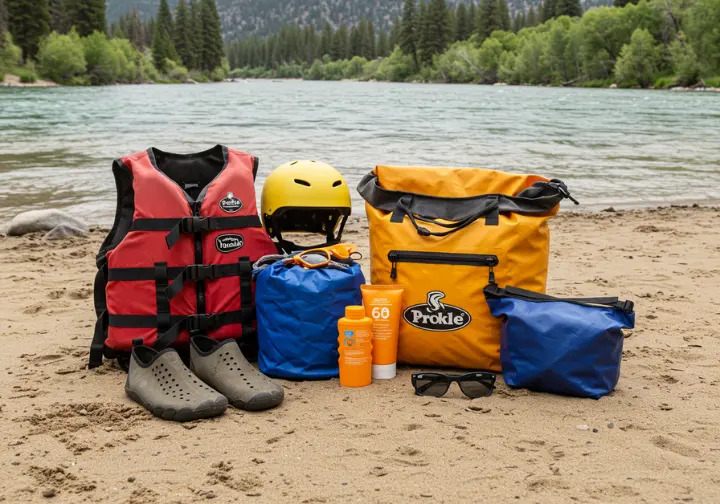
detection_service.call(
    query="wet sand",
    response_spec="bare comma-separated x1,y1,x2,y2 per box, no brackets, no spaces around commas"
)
1,206,719,503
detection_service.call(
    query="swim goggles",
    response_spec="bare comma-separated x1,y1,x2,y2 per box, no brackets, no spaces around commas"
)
411,371,496,399
290,243,362,269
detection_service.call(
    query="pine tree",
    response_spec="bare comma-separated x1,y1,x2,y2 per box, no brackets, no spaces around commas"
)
447,5,456,41
455,2,472,41
526,6,538,26
330,23,348,60
0,0,7,46
499,0,511,30
7,0,51,60
152,18,176,72
366,19,375,59
48,0,66,33
200,0,223,71
399,0,419,67
556,0,582,17
613,0,638,6
320,22,332,57
541,0,557,22
476,0,503,41
389,16,402,49
468,0,477,30
68,0,105,37
349,25,361,57
377,28,389,57
189,0,201,68
125,8,145,49
418,0,432,65
174,0,193,68
303,24,317,64
157,0,173,39
425,0,450,58
512,12,525,32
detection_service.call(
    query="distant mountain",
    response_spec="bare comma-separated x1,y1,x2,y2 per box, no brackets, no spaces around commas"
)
107,0,613,41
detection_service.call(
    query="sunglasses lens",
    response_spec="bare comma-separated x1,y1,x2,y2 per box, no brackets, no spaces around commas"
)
458,379,493,399
414,376,450,397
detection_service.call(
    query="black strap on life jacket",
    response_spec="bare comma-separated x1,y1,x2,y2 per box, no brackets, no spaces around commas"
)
89,263,109,369
163,260,249,300
129,215,262,248
88,256,257,368
150,310,249,349
154,262,171,332
238,258,254,340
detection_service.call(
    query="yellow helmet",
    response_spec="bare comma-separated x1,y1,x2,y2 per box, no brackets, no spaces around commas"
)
261,160,352,249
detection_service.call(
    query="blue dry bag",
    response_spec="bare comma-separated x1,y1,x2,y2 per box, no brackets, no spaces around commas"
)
484,284,635,399
255,260,365,380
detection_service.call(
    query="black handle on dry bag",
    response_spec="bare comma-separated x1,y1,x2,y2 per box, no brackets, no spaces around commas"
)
393,196,500,237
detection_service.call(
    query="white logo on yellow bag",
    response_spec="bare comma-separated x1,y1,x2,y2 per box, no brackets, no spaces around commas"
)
403,291,471,332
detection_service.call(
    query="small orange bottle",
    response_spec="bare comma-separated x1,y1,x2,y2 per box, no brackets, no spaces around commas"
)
337,306,373,387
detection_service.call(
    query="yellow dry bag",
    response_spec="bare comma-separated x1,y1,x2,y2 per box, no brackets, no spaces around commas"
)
358,166,575,371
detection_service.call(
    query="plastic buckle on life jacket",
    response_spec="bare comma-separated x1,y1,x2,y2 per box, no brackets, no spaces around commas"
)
185,264,217,282
180,216,209,233
187,313,218,335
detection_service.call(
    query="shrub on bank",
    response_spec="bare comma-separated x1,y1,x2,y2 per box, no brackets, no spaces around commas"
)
375,47,416,82
191,70,209,82
37,31,86,84
615,29,661,88
84,31,121,85
18,68,38,83
653,76,675,89
168,64,190,83
669,40,701,86
0,33,23,72
210,67,225,82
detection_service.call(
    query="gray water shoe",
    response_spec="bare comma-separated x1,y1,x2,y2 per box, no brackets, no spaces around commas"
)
125,345,228,422
190,336,285,411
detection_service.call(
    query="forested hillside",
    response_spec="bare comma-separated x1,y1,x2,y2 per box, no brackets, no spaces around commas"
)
107,0,612,39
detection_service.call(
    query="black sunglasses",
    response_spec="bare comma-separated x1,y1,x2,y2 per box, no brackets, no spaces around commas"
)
411,371,496,399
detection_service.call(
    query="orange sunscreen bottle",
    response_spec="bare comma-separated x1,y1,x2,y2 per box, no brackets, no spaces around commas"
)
361,284,405,379
337,306,373,387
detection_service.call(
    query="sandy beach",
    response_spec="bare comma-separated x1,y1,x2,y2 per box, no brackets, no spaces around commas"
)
1,205,719,503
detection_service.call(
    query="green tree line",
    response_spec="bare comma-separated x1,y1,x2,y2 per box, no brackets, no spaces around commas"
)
0,0,229,84
226,0,720,88
225,0,586,73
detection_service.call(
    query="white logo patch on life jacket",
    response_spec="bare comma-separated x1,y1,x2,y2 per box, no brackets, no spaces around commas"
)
403,291,471,332
219,192,243,213
216,233,244,253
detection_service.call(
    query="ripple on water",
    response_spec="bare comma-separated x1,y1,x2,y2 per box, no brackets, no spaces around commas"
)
1,81,719,222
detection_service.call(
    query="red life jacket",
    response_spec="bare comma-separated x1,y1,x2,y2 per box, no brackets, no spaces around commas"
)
89,145,277,368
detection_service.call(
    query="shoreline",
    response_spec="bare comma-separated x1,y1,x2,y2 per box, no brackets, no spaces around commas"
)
2,72,719,91
1,204,719,502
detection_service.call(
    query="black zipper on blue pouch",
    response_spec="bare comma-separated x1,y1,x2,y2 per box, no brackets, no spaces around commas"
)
483,284,634,313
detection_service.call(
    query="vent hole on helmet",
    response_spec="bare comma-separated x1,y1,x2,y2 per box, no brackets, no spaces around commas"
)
294,179,311,187
333,180,343,187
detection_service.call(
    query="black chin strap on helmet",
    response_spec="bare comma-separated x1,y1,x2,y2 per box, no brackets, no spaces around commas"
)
271,212,349,255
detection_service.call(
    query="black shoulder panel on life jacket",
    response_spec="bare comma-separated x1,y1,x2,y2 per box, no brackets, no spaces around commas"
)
96,159,135,268
90,159,135,369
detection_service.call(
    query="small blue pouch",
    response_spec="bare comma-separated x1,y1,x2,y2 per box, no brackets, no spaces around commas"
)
484,284,635,399
255,260,365,380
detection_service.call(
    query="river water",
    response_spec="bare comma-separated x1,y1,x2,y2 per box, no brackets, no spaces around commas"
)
1,81,719,224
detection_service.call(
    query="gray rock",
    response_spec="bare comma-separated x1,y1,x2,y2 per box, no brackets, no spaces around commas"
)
44,225,86,240
7,210,88,236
